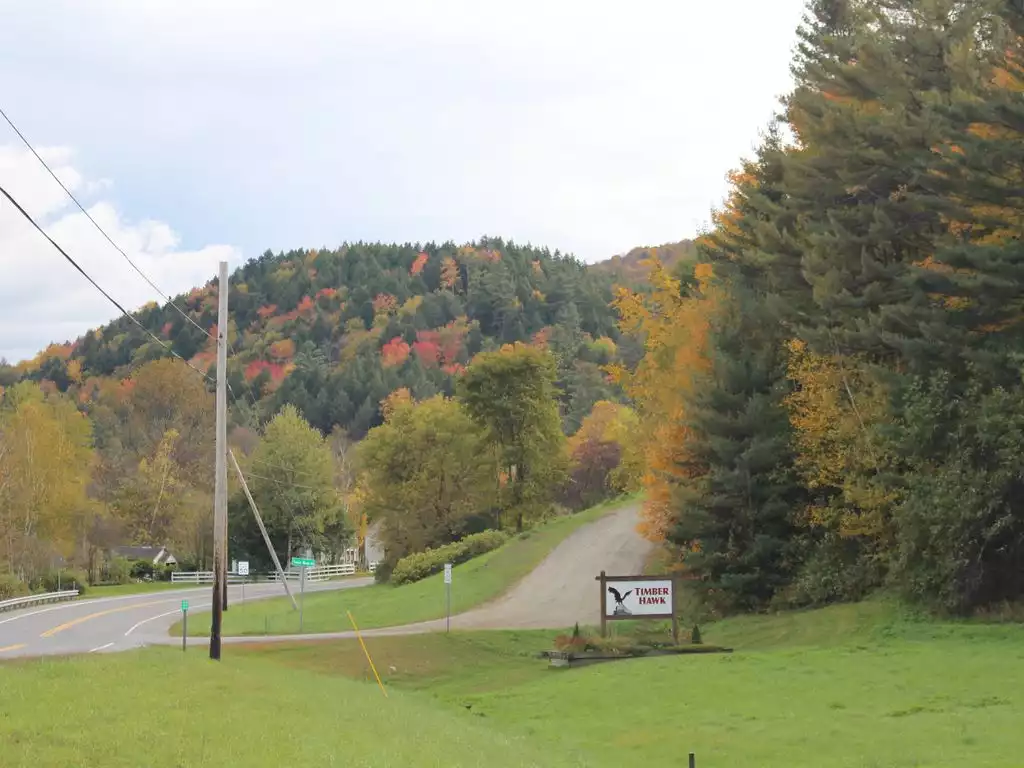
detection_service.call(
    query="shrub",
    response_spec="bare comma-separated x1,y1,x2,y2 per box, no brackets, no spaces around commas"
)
38,568,90,595
0,574,29,601
103,557,133,585
390,530,509,585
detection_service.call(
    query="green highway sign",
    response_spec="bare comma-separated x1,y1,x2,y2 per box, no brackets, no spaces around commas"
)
291,557,315,568
181,600,189,612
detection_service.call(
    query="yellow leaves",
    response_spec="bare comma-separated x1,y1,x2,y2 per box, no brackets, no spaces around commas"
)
66,359,83,385
783,339,892,541
610,255,720,541
380,388,413,422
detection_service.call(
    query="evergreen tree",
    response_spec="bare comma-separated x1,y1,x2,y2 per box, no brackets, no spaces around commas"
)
670,282,802,612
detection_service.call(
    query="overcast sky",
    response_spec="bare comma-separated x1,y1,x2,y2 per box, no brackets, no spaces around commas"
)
0,0,806,363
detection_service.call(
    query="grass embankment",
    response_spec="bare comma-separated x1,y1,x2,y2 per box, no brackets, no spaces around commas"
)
0,648,569,768
239,599,1024,767
172,496,633,638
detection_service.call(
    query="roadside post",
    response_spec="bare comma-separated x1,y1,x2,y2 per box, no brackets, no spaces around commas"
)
238,560,249,605
291,556,315,632
181,600,189,651
444,562,452,633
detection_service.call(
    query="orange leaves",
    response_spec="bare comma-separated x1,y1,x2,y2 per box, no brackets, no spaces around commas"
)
380,387,413,421
315,287,338,302
381,336,411,368
440,256,460,290
410,252,429,276
256,304,278,320
268,339,296,361
296,295,316,316
610,255,720,541
372,293,398,316
531,327,551,350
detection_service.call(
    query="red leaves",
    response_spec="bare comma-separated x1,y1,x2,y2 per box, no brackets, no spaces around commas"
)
381,337,411,367
243,360,287,383
315,287,338,302
410,252,429,276
415,323,465,369
413,340,441,367
256,304,278,319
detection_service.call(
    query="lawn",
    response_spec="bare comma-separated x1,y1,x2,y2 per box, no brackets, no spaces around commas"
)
239,600,1024,767
172,496,631,638
0,648,575,768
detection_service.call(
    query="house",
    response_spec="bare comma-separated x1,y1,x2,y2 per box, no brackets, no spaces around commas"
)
110,545,177,567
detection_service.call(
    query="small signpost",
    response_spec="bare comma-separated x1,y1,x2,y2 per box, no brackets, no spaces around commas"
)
597,570,679,644
238,560,249,604
443,563,452,633
291,556,315,632
181,600,189,651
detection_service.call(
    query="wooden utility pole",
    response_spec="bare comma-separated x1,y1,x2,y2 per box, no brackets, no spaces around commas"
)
210,260,229,660
229,448,298,610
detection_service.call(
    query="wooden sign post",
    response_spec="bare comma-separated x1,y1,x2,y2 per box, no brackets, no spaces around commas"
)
597,570,679,644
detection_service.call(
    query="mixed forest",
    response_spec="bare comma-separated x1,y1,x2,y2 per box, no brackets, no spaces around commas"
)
3,0,1024,619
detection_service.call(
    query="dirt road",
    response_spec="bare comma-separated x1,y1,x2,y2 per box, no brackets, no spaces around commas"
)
453,501,652,629
199,501,654,646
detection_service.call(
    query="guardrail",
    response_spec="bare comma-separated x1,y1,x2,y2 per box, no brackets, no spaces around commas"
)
0,589,80,613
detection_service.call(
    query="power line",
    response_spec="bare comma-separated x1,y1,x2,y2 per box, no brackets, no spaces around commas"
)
0,181,215,386
243,470,326,492
0,105,214,341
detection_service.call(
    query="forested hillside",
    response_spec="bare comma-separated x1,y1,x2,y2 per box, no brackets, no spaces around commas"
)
0,237,641,587
4,237,627,437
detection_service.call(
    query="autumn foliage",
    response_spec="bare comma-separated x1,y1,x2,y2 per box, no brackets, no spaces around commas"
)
609,256,718,540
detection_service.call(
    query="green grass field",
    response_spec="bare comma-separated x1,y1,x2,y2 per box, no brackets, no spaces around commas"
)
235,600,1024,767
172,497,631,638
0,648,569,768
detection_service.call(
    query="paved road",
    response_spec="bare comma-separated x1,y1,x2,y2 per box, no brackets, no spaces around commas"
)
158,503,653,648
0,578,372,659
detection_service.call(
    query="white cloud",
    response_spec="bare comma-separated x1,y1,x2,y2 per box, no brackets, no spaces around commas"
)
0,146,239,363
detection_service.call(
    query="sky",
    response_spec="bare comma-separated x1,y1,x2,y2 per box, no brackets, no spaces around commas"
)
0,0,807,363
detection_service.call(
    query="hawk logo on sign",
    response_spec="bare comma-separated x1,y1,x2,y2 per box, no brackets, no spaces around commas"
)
608,587,633,616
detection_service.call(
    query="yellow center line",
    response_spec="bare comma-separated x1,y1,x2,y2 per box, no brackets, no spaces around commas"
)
0,643,26,653
40,598,174,639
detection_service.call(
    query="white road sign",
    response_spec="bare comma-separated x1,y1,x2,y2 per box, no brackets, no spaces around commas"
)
443,563,452,584
603,578,673,618
237,561,250,576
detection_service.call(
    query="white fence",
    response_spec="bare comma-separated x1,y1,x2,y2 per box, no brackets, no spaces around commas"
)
170,572,251,584
0,589,80,613
267,563,356,583
171,563,357,584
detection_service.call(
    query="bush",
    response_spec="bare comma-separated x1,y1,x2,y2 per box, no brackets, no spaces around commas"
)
0,574,30,601
38,568,90,595
390,530,509,585
103,557,133,585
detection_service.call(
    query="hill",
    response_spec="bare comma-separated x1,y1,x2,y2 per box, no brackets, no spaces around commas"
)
7,237,630,437
588,239,697,286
